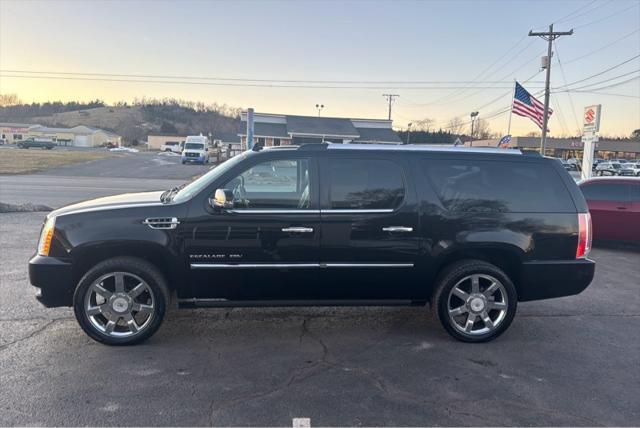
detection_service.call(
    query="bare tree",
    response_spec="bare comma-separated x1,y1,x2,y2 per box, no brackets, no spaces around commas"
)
413,117,434,132
446,117,465,135
472,118,493,140
0,93,22,107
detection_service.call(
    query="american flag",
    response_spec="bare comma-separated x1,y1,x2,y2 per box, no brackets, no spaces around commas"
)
512,82,552,130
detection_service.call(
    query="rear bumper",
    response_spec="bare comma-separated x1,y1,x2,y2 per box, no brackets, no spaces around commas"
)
518,258,595,301
28,255,74,307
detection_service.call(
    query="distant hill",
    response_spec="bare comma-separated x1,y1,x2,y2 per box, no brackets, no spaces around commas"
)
0,100,241,144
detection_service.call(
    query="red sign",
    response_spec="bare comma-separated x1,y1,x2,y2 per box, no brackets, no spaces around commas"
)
584,108,595,123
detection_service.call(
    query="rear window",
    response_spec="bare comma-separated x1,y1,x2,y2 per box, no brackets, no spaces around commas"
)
422,159,575,213
327,158,405,210
581,182,630,202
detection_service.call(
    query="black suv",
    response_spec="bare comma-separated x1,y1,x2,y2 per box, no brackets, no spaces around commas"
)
29,144,595,345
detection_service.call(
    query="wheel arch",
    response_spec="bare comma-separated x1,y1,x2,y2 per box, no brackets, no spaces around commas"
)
72,242,183,291
432,244,524,297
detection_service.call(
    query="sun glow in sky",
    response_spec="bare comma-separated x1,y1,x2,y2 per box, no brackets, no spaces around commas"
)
0,0,638,137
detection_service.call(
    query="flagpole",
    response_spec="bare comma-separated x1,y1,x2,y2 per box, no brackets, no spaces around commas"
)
506,79,516,136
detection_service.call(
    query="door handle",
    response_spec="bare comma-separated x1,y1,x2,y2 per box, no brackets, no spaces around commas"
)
281,227,314,233
616,206,627,210
382,226,413,233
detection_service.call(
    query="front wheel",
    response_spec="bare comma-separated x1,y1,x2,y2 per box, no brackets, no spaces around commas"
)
432,260,517,342
73,257,170,345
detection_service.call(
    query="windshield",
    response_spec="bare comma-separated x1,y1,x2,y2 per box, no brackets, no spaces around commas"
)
612,164,621,169
171,151,250,203
185,142,204,150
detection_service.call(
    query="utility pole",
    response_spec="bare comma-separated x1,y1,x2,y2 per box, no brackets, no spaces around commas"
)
529,24,573,154
406,123,412,145
382,94,399,120
469,111,479,146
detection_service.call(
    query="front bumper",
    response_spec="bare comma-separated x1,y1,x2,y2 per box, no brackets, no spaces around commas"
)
182,155,205,163
518,258,595,301
29,255,74,307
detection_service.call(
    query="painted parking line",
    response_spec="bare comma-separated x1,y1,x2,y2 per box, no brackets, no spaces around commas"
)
293,417,311,428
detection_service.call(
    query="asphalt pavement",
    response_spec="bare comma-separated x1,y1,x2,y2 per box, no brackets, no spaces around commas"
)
0,153,639,426
37,151,212,179
0,151,212,208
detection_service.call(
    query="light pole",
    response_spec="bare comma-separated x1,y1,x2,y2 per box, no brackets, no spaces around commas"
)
316,104,324,117
469,111,479,146
406,123,412,145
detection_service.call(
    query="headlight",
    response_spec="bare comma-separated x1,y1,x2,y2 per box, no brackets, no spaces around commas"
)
37,216,56,256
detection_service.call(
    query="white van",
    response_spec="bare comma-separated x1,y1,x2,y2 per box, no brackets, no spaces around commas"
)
181,135,210,165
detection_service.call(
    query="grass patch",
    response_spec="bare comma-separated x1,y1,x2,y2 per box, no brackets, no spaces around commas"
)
0,149,115,174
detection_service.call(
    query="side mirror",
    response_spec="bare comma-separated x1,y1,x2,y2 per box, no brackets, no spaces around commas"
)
211,188,234,210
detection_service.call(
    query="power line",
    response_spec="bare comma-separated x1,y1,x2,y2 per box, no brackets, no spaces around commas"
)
407,37,535,107
555,0,614,25
571,74,640,91
0,73,543,90
573,2,640,29
560,68,640,90
558,90,640,98
0,69,539,85
552,0,599,24
554,44,581,133
553,54,640,88
563,28,640,65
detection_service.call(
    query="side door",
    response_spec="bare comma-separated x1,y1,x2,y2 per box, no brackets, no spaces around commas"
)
627,182,640,242
581,181,631,241
317,155,421,300
184,154,322,301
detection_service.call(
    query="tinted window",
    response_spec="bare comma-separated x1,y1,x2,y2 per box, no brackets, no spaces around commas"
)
423,159,575,213
581,183,630,202
327,159,405,210
224,158,311,209
632,184,640,202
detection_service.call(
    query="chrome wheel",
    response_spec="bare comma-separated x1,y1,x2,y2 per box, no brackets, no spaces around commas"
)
447,274,508,336
83,272,155,338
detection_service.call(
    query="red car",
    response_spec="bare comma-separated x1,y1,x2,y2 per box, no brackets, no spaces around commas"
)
579,177,640,242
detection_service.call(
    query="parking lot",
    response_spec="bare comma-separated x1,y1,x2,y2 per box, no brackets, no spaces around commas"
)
0,153,639,426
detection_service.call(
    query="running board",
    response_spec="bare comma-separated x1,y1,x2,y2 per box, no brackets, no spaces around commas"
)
177,298,425,309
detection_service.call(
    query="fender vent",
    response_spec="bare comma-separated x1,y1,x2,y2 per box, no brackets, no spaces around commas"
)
142,217,180,230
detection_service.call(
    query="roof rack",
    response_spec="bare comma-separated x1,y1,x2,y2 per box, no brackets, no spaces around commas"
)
326,143,523,155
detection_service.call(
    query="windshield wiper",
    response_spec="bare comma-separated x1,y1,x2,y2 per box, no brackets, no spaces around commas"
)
160,184,186,203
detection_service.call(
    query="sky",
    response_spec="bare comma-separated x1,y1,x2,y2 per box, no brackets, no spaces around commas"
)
0,0,639,137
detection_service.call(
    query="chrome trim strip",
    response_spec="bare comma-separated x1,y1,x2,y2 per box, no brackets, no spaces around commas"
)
227,209,321,214
281,227,314,233
190,262,414,269
382,226,413,232
323,263,414,268
321,209,394,214
191,263,319,269
142,217,180,230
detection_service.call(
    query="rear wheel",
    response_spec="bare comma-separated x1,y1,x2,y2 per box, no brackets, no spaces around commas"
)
73,257,170,345
432,260,517,342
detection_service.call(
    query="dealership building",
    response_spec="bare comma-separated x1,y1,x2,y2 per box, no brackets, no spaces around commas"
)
238,111,402,149
471,136,640,160
0,122,121,147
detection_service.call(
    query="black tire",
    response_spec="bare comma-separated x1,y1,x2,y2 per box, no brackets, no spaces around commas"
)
73,257,170,346
432,259,517,343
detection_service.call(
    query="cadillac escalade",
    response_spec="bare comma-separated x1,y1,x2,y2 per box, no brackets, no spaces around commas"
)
29,143,595,345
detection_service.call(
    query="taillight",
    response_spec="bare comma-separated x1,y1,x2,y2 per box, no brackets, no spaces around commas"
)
576,213,592,259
